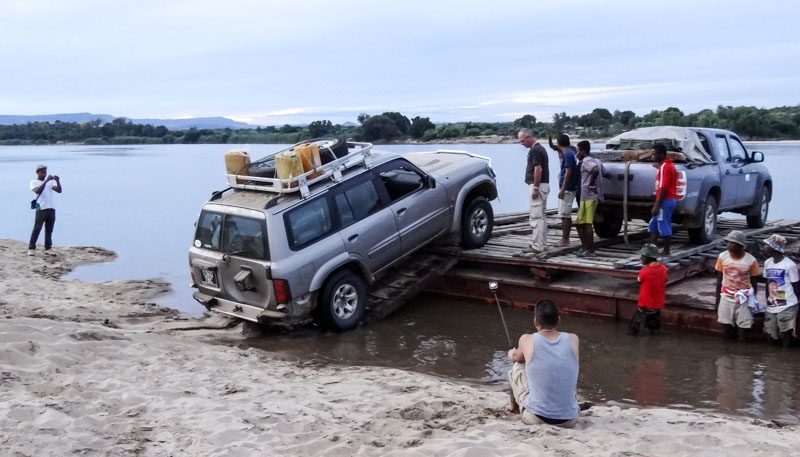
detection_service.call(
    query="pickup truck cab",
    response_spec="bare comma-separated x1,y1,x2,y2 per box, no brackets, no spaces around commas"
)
594,126,771,243
189,140,497,331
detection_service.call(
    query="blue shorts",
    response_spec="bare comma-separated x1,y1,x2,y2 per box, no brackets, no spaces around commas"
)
648,198,676,236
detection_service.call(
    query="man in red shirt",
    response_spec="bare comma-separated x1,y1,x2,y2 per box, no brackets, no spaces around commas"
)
630,243,668,335
647,143,678,255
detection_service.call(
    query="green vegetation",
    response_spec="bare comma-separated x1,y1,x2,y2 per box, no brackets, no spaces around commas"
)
1,105,799,146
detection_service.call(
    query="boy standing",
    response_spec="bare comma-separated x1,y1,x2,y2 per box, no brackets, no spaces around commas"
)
716,230,760,340
575,140,600,257
761,234,799,347
630,243,668,335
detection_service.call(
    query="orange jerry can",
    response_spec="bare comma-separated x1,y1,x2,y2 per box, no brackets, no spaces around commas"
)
292,142,322,178
275,150,305,185
224,150,250,175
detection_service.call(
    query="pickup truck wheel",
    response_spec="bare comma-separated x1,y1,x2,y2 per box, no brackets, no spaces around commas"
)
314,270,366,332
688,195,718,244
460,197,494,248
746,187,770,229
592,209,622,238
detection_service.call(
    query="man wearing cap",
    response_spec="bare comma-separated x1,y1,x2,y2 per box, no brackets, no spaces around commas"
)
28,164,62,256
630,243,668,335
761,234,799,347
715,230,760,339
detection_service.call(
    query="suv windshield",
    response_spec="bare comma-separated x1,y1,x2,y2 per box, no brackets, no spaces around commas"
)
195,210,268,260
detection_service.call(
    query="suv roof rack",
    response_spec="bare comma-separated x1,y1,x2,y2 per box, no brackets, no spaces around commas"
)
226,140,374,198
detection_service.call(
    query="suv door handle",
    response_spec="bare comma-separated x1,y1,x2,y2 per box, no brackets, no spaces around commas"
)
348,234,359,242
396,208,407,215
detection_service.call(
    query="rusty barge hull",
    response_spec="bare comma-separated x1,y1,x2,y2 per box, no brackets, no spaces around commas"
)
424,213,800,336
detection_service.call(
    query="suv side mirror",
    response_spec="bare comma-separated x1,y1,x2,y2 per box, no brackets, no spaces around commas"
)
424,175,436,188
751,151,764,163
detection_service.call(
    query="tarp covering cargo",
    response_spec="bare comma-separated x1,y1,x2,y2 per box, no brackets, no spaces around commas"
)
605,126,714,164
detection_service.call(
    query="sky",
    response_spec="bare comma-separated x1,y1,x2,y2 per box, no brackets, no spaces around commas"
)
1,0,798,126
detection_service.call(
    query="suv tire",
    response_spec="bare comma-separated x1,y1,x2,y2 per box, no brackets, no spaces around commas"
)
688,195,718,244
461,197,494,248
593,209,622,238
746,187,770,229
314,270,366,332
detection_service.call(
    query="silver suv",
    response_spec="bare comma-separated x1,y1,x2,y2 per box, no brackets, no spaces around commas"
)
189,140,497,331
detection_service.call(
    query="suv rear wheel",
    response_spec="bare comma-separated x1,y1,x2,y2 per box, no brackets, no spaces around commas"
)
314,270,366,332
688,195,718,244
746,187,770,229
593,209,622,238
461,197,494,248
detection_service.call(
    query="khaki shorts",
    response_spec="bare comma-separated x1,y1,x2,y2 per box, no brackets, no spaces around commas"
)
508,362,577,428
764,305,798,339
558,191,576,219
576,199,598,225
717,294,753,329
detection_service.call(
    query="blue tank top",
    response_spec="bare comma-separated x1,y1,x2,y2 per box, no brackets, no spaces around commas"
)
523,332,579,420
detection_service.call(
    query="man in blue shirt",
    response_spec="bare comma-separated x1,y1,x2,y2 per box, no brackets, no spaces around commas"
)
553,134,579,246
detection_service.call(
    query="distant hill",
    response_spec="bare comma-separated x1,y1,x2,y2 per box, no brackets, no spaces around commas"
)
0,113,255,130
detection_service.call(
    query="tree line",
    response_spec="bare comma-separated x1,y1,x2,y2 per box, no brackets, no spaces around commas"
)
1,104,798,146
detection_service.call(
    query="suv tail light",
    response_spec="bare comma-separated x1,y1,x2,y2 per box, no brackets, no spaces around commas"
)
189,261,197,287
273,279,291,303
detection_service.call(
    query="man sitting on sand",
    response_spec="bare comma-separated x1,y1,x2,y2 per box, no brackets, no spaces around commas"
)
507,300,580,427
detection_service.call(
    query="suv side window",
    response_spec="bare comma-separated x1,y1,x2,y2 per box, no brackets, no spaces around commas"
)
196,211,224,250
379,162,424,202
715,135,730,161
286,197,334,249
728,137,748,162
336,178,382,225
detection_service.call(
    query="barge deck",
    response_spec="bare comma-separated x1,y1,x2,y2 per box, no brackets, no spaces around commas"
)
425,212,800,335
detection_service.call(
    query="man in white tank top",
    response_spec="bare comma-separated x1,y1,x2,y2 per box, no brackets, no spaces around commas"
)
507,300,580,427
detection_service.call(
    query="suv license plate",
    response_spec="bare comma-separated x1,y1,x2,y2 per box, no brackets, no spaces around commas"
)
201,268,218,286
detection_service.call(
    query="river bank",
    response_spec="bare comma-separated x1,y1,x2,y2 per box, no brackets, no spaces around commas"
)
1,238,799,455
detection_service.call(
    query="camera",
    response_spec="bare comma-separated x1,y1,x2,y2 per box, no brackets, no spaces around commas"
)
488,281,499,292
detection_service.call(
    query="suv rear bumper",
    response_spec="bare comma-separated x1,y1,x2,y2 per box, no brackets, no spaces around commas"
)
193,291,287,323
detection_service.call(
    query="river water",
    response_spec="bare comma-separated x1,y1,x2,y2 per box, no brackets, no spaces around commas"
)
1,141,799,420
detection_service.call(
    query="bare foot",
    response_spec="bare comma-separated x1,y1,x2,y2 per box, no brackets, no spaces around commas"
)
557,239,570,247
505,403,520,414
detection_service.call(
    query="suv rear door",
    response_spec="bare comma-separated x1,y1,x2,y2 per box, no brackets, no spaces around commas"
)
191,205,272,309
333,173,402,274
376,159,451,252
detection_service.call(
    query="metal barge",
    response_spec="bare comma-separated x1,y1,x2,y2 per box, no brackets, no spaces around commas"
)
422,212,800,335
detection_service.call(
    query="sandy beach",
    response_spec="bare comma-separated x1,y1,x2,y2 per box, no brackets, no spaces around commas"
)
2,239,799,455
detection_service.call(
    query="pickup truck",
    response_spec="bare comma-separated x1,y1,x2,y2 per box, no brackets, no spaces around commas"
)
593,126,772,244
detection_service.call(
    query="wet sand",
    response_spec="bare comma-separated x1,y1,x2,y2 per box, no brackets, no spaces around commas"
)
2,238,799,455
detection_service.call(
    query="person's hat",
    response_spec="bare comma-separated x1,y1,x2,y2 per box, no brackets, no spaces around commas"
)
639,243,660,259
35,164,47,171
763,234,786,253
724,230,747,247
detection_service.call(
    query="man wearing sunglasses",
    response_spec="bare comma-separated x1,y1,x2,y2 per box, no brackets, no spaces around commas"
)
28,164,62,256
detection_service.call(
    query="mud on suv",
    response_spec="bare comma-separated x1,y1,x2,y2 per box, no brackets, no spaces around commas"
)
189,141,497,331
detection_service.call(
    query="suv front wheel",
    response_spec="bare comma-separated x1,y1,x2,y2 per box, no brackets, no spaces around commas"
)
461,197,494,248
314,270,366,332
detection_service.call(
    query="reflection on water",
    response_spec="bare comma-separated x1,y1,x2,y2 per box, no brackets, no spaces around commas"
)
243,295,800,422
